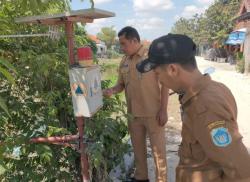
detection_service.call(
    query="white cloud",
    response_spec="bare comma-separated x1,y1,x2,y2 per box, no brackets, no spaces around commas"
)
133,0,174,13
126,17,165,31
94,0,112,4
125,17,168,40
197,0,214,5
85,18,116,35
178,5,207,19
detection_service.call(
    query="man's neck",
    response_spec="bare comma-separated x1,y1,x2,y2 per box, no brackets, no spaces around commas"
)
183,70,203,92
129,44,142,58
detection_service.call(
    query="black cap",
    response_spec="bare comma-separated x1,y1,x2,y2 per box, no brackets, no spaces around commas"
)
136,34,196,73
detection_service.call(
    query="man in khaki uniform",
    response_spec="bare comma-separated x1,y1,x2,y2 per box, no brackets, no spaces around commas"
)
103,26,169,182
137,34,250,182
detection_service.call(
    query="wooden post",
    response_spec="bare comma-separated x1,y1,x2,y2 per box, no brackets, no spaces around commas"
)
65,21,75,65
77,117,90,182
65,21,90,182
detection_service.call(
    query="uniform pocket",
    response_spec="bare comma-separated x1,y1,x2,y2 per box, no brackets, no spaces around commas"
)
120,66,129,85
190,141,206,162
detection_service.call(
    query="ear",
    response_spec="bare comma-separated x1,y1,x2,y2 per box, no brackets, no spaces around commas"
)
167,64,179,77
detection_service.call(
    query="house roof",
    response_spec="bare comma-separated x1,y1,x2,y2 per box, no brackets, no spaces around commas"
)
88,35,101,44
235,11,250,21
235,0,250,21
142,40,151,47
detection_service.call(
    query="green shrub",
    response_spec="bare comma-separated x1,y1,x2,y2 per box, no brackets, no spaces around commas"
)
0,1,129,180
85,80,129,182
236,52,245,73
107,49,122,59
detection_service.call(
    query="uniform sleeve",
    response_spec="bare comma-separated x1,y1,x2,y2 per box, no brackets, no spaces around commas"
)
193,110,250,179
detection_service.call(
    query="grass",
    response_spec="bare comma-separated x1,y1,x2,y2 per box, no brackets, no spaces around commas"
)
99,58,121,84
99,57,126,103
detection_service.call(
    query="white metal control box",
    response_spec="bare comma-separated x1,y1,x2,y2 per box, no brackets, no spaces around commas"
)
69,65,103,117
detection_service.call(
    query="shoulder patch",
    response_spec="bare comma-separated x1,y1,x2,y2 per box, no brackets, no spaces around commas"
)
207,120,226,130
210,127,232,147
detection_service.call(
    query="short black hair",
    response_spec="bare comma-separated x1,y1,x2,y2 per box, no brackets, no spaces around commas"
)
118,26,140,42
180,57,197,71
159,57,197,72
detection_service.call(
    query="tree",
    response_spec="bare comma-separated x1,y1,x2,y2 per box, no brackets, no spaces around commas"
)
203,0,240,44
97,26,116,49
171,0,241,45
171,17,194,36
0,1,129,181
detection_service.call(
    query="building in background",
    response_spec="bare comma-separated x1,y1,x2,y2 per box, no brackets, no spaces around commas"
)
88,34,107,58
141,39,151,49
234,0,250,73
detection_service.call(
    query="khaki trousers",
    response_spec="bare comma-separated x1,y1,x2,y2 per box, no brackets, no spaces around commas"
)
176,167,250,182
128,117,167,182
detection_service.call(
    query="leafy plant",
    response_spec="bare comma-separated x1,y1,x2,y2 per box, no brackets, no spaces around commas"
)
97,26,116,49
0,58,16,116
85,80,129,181
0,1,130,181
236,52,245,73
171,0,240,45
106,49,122,59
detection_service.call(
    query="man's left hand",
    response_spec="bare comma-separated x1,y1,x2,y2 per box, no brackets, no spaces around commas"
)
156,108,168,127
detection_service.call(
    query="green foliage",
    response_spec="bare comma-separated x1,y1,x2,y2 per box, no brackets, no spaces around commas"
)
85,80,129,181
0,58,16,116
0,97,10,118
236,52,245,73
106,49,122,59
100,60,120,83
97,26,116,49
171,0,241,45
0,0,129,181
0,38,80,181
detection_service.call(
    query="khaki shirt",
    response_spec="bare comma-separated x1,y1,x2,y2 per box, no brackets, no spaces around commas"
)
176,75,250,182
117,45,161,117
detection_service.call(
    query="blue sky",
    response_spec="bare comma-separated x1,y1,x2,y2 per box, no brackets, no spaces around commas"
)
71,0,214,41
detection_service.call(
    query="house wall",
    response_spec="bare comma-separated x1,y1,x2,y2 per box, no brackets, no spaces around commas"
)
244,26,250,74
236,0,250,73
235,21,250,73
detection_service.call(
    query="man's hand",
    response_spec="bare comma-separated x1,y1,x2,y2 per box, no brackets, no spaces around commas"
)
156,108,168,127
102,88,113,97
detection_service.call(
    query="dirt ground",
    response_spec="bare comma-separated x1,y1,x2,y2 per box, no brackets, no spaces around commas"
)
146,56,250,182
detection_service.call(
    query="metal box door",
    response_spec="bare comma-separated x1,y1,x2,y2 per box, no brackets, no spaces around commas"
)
69,66,103,117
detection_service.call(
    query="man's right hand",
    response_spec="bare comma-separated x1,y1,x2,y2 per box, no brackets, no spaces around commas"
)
102,88,114,97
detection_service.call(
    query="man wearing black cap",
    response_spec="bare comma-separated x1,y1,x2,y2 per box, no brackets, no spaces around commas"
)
137,34,250,182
